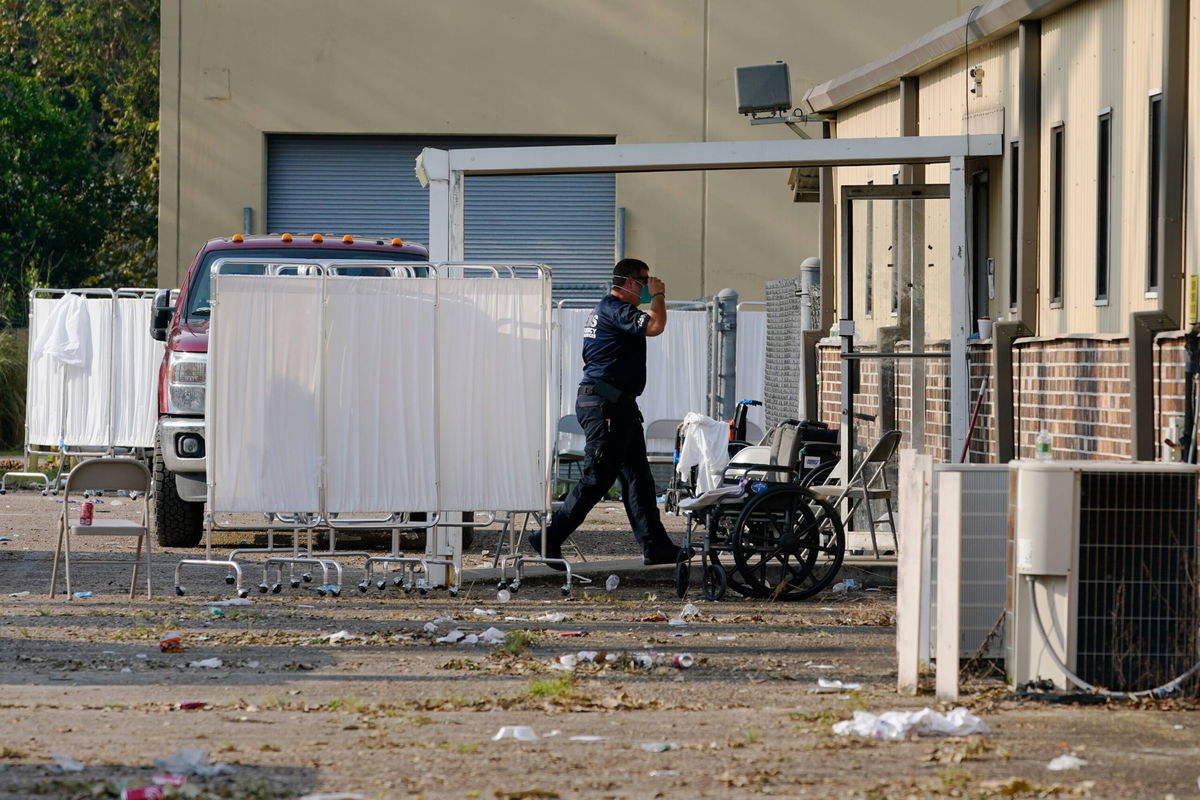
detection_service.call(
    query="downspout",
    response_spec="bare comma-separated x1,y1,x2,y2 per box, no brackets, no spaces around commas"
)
878,77,920,435
992,19,1040,462
1131,0,1187,461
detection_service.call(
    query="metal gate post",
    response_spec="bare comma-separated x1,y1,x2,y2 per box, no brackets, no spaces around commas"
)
715,288,739,422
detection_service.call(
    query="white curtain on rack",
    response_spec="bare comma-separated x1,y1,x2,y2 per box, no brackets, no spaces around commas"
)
324,278,438,513
112,297,165,448
438,278,548,511
735,309,767,436
209,276,323,513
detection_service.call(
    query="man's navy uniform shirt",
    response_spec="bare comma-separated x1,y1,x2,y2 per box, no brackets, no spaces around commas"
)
581,294,651,397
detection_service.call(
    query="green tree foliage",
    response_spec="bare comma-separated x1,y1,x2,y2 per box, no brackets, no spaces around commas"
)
0,0,158,324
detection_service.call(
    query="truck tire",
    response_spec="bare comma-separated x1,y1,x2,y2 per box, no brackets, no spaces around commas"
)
152,436,204,548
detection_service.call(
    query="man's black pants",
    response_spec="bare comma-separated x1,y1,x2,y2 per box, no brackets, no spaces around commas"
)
545,391,674,556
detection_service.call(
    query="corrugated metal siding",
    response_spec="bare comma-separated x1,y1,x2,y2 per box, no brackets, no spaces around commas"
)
267,135,616,299
834,88,901,340
1041,0,1163,335
1189,0,1200,312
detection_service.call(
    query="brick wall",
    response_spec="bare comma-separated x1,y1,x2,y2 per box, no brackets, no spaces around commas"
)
814,332,1190,465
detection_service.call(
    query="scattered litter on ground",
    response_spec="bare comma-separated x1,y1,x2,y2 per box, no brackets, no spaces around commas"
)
187,658,223,669
716,634,736,641
833,708,989,740
423,622,440,633
176,701,207,710
9,590,30,597
473,607,498,616
152,748,233,776
493,726,541,742
479,627,506,645
209,607,225,617
814,678,862,693
680,603,700,618
159,633,183,653
436,630,465,643
534,612,568,623
72,591,92,599
605,574,620,592
667,618,688,627
207,598,252,607
639,742,677,752
632,652,694,669
551,630,585,637
569,735,606,742
325,630,361,642
0,537,12,543
50,752,84,772
1047,754,1088,771
497,589,512,603
649,770,680,777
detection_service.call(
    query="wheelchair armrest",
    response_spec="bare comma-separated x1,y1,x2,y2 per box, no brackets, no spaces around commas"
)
722,462,798,478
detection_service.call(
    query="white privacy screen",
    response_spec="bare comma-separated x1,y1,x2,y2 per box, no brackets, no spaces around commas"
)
324,278,438,512
437,278,549,512
735,309,766,433
208,271,550,516
26,295,162,449
209,276,323,513
112,297,165,448
553,307,709,454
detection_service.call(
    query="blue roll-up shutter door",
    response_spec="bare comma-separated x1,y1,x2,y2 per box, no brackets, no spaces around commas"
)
267,135,615,299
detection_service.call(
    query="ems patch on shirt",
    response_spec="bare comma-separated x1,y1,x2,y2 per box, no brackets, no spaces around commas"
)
583,311,599,339
635,312,649,330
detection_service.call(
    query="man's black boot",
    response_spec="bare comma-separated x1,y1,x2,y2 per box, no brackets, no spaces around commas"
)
528,530,567,571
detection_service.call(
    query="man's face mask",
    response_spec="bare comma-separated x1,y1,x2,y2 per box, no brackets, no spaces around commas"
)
615,274,652,304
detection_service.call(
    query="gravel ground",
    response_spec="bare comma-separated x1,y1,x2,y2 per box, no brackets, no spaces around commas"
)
0,489,1198,800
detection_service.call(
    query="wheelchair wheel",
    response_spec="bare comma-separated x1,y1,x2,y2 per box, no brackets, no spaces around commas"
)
701,557,727,601
730,485,845,601
704,515,756,598
674,549,691,598
800,459,839,488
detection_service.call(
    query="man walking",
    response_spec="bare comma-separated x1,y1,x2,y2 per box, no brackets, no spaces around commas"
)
531,258,678,567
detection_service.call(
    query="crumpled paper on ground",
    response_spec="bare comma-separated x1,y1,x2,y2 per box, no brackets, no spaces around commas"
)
1047,754,1088,771
832,707,989,741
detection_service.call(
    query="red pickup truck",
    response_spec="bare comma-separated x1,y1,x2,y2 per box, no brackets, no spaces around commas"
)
149,234,430,546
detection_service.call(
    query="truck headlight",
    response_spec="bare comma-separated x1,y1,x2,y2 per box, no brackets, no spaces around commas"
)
167,351,207,415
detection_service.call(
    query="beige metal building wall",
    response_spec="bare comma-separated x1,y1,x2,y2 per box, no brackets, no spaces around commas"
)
916,37,1016,340
159,0,963,297
1039,0,1163,336
832,89,901,335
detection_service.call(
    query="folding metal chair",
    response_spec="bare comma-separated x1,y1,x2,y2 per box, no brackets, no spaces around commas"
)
555,414,586,493
49,457,153,598
645,418,683,466
809,429,902,559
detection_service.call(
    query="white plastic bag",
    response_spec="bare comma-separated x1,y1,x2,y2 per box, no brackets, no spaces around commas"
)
832,707,989,740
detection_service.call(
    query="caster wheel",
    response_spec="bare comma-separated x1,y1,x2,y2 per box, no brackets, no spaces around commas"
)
290,580,300,589
702,563,727,602
496,580,508,591
317,587,327,597
175,585,185,596
271,583,282,594
41,490,48,496
417,587,427,596
0,489,6,495
302,573,312,583
237,589,249,599
448,587,459,597
358,582,368,593
508,581,521,593
330,589,341,598
224,575,235,585
560,585,571,596
674,550,691,599
392,576,404,586
258,583,269,594
377,580,387,591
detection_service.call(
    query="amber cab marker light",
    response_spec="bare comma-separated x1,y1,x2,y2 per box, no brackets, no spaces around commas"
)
311,233,324,243
231,234,244,243
280,232,293,243
391,237,404,247
342,234,354,244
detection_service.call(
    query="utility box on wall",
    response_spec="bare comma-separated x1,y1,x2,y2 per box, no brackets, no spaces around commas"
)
735,62,791,115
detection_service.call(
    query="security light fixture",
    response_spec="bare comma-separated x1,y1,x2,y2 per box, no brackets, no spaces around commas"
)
736,61,792,116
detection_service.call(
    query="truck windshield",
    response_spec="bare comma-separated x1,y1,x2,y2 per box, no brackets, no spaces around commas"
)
184,248,429,320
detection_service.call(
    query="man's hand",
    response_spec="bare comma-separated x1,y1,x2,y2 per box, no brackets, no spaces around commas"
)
645,276,667,336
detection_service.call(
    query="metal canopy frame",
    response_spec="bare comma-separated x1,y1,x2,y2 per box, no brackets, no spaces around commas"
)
420,135,999,472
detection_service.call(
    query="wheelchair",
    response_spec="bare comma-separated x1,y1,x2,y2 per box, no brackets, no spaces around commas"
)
669,416,846,602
